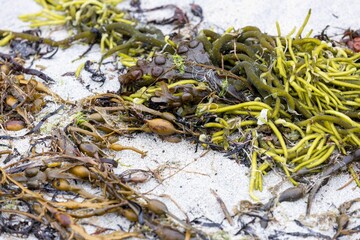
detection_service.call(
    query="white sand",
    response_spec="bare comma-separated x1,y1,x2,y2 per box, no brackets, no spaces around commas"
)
1,0,360,239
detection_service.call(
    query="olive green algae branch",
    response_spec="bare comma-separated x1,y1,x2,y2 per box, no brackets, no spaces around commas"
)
240,61,296,111
0,22,173,54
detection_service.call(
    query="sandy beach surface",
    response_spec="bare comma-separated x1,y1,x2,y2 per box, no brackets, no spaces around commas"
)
1,1,360,239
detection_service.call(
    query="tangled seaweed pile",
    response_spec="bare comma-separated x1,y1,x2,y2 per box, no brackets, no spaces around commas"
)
1,1,360,239
0,53,65,134
108,11,360,201
1,134,201,239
